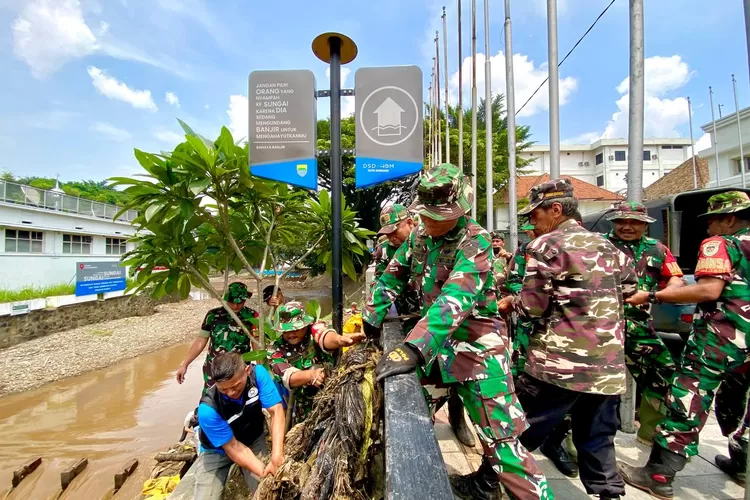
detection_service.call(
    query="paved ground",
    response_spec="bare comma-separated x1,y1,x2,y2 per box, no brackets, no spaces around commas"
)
435,408,746,500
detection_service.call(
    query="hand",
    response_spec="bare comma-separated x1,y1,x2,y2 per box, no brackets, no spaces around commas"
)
497,296,513,314
362,321,381,340
375,343,422,382
337,332,367,348
263,452,283,477
308,368,326,388
268,296,280,307
626,291,649,306
176,364,188,384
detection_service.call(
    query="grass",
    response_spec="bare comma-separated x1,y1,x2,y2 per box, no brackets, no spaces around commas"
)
0,283,76,303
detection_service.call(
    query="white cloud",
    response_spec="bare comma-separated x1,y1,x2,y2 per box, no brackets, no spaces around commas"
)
448,51,578,118
603,55,693,138
204,104,211,110
693,132,712,154
154,129,184,144
87,66,157,111
325,67,354,117
227,95,248,143
165,91,180,107
563,131,601,144
91,121,132,141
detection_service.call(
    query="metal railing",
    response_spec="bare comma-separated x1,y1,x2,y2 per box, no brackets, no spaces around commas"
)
0,180,137,223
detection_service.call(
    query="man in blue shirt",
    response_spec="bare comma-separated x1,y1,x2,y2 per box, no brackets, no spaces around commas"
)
195,351,285,499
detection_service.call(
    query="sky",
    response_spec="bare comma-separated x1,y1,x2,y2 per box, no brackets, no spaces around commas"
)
0,0,748,182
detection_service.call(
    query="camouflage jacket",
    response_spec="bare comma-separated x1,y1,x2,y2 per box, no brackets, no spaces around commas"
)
692,228,750,340
492,251,508,294
199,307,259,363
516,219,637,395
364,216,512,384
605,232,683,324
506,242,530,295
373,241,396,281
373,240,421,316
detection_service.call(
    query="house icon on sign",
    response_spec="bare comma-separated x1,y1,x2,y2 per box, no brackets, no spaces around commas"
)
372,97,407,137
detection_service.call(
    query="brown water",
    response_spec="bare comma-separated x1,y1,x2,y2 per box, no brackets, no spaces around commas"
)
0,343,204,500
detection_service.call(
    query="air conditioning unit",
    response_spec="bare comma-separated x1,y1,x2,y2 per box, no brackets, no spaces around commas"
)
609,155,615,161
584,161,590,166
578,162,584,166
652,154,658,159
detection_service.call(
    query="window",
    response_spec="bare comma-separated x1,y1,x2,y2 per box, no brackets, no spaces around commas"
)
643,150,651,161
596,175,604,187
595,153,604,165
63,234,92,254
735,157,750,175
106,237,127,255
614,150,626,161
662,145,683,150
5,230,43,253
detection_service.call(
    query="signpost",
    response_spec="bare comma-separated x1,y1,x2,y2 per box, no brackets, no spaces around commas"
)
75,262,126,297
248,69,318,190
354,66,423,188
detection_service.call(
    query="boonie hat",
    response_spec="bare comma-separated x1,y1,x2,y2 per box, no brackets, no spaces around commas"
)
606,201,656,223
409,163,474,221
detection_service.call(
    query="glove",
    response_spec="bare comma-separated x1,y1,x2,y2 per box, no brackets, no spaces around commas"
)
375,343,422,382
362,321,382,342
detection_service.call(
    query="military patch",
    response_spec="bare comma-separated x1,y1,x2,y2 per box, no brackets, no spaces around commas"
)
702,240,720,257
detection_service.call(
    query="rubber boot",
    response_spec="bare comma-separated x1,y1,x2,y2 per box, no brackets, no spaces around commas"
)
448,389,476,448
715,440,747,485
636,397,665,446
450,457,503,500
618,444,687,500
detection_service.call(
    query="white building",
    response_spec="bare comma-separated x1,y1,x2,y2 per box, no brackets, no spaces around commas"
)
0,180,138,290
700,106,750,188
520,138,692,193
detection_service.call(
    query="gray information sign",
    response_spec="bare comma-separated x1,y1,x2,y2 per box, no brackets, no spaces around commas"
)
75,261,126,296
354,66,423,188
248,70,318,189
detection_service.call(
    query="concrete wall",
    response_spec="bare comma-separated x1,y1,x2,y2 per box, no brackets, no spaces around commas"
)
701,107,750,188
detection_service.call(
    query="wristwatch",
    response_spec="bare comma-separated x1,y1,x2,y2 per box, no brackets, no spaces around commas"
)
648,290,660,304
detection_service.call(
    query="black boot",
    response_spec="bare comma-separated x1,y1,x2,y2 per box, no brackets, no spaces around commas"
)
448,389,476,448
715,440,747,485
540,438,578,478
450,457,502,500
618,445,687,500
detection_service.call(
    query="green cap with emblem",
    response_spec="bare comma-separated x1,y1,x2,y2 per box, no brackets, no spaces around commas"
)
408,163,474,221
518,178,575,216
223,282,250,303
377,204,409,235
519,223,535,231
606,201,656,223
275,301,315,332
700,191,750,216
490,230,504,240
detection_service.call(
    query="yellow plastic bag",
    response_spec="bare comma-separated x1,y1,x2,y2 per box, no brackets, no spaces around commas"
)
342,314,363,353
142,475,180,499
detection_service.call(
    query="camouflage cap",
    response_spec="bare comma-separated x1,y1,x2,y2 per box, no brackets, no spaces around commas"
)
224,282,250,303
520,223,536,231
377,204,409,235
606,201,656,223
408,163,474,221
275,301,315,332
518,178,575,216
700,191,750,216
490,230,504,240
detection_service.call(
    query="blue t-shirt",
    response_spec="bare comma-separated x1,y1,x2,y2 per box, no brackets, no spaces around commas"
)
198,365,282,453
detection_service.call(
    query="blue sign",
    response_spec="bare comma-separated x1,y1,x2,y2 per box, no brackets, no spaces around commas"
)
75,261,127,296
355,66,424,189
248,69,318,190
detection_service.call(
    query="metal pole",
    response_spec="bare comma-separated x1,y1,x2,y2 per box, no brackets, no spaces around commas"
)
505,0,517,252
484,0,493,231
626,0,644,203
458,0,464,172
733,74,747,188
436,32,443,165
688,96,698,189
547,0,560,179
710,86,722,187
719,104,725,119
471,0,478,219
428,83,434,166
443,7,451,164
328,36,343,334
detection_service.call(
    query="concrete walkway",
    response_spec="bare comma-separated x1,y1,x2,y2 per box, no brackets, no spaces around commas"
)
435,408,746,500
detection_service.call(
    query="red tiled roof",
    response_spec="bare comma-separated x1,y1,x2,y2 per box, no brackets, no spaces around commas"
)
498,174,624,203
644,156,709,200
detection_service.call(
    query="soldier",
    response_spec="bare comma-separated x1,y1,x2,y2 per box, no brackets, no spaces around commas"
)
490,231,512,292
267,301,365,422
603,201,685,443
619,192,750,498
363,163,551,500
176,282,259,393
505,222,538,373
499,179,637,500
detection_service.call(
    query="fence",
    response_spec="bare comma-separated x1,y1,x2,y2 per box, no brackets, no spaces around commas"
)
0,180,138,223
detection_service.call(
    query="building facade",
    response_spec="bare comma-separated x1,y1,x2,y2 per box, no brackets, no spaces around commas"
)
700,106,750,188
0,180,138,290
521,138,692,193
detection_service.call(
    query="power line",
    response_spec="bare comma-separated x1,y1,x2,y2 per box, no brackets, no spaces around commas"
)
515,0,617,116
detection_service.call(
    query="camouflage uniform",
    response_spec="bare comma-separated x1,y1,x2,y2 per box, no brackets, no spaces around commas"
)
505,224,535,377
490,231,509,293
267,302,335,422
510,179,637,498
199,282,259,392
365,164,551,500
604,201,683,441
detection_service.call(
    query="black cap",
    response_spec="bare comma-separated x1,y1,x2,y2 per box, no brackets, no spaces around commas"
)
263,285,282,303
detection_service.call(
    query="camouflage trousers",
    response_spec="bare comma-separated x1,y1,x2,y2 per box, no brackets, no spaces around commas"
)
715,368,750,451
510,314,532,378
420,374,553,500
655,324,750,458
624,319,677,417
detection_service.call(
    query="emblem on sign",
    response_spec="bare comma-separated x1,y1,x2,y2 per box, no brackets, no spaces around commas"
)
702,241,720,257
296,164,308,177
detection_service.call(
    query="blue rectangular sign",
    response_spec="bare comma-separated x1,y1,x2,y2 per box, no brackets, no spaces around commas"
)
75,261,127,296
